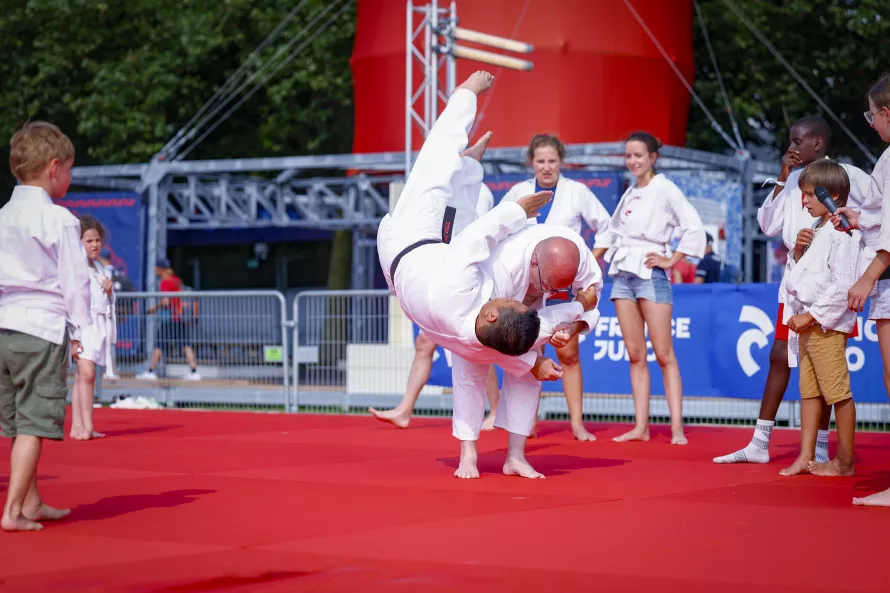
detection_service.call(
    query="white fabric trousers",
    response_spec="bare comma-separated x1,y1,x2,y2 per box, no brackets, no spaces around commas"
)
452,353,541,441
377,89,480,286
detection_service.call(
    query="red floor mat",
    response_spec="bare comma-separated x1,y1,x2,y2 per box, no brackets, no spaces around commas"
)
1,409,889,592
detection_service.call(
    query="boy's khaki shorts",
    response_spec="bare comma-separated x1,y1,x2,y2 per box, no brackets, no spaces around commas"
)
798,326,852,406
0,329,69,440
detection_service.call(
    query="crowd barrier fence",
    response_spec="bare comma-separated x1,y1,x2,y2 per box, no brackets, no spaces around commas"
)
87,287,889,432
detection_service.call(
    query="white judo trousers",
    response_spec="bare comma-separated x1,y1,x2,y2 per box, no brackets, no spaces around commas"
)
377,90,485,275
452,354,541,441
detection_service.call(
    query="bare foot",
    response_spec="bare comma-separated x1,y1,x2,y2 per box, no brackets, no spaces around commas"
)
455,71,494,96
571,424,597,442
807,459,854,477
481,412,496,431
503,456,545,479
853,487,890,507
368,407,410,429
454,449,480,479
92,431,106,439
69,423,85,440
461,131,492,162
1,514,43,532
24,504,70,522
612,428,649,443
779,455,811,476
70,430,90,441
670,429,688,446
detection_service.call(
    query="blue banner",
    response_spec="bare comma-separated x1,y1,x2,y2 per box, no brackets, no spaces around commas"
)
57,192,144,290
421,283,887,403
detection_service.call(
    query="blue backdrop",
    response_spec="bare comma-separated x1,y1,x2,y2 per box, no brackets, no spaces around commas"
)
420,283,887,403
58,191,144,289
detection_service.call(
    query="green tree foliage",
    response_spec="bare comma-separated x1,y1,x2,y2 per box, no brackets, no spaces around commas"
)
0,0,355,196
3,0,889,190
690,0,890,167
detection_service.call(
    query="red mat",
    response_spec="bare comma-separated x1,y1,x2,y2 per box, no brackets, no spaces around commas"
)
1,409,890,592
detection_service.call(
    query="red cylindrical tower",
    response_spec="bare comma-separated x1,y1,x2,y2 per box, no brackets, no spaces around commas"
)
350,0,694,154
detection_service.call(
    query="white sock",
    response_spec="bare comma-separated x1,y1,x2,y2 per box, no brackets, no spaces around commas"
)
713,419,773,464
815,429,830,463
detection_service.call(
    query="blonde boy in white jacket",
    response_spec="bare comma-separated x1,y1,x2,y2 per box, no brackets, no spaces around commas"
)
780,160,873,478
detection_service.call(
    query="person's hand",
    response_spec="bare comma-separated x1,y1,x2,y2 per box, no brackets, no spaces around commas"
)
574,285,598,311
794,228,814,260
781,148,802,174
517,190,553,218
102,278,113,296
848,276,874,312
644,253,672,269
531,356,563,381
787,313,815,333
831,207,859,231
70,340,83,361
550,329,571,348
549,322,581,348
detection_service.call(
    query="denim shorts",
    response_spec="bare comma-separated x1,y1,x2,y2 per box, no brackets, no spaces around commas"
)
609,268,673,304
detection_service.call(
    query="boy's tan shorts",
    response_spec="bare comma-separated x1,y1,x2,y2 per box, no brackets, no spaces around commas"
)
798,326,852,406
0,329,69,440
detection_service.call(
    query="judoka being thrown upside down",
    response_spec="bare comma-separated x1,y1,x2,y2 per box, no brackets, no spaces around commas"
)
377,71,602,479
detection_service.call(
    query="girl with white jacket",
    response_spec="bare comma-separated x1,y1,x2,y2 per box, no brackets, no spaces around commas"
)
501,134,611,441
594,132,706,445
71,216,116,440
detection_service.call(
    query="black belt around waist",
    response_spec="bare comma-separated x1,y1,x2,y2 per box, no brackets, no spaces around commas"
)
389,205,457,281
389,238,442,280
881,266,890,282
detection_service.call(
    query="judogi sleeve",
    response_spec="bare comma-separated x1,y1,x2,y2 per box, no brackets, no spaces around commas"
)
580,186,612,235
868,152,890,253
58,216,93,340
569,250,603,333
666,183,707,258
758,185,788,237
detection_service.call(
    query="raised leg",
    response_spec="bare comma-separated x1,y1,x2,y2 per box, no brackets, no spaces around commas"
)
393,72,493,223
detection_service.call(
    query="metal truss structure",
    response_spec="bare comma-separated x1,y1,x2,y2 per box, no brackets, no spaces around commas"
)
69,0,783,291
71,143,777,291
404,0,456,174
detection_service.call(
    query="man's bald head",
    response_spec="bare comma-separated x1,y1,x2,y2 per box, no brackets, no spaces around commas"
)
535,237,580,290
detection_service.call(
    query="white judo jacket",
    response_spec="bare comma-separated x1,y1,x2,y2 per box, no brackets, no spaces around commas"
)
501,175,611,237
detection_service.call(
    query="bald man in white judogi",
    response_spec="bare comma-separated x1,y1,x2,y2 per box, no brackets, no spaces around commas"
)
450,223,603,479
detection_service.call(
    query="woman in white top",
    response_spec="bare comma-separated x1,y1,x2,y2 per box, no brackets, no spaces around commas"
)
833,73,890,507
594,132,706,445
502,134,611,441
71,216,116,440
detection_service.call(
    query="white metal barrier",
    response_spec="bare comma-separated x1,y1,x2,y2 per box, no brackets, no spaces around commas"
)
104,290,289,409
